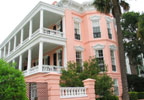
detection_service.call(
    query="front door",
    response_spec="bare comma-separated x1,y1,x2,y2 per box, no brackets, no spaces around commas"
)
31,83,37,100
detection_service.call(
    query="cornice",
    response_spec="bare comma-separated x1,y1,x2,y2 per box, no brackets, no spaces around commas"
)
109,44,117,50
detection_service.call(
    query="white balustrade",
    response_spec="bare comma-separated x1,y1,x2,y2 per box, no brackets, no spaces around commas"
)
29,66,39,74
42,65,62,73
43,28,63,38
23,70,28,76
60,87,87,98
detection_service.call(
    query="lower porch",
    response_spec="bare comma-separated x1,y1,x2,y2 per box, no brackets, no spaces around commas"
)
11,42,67,76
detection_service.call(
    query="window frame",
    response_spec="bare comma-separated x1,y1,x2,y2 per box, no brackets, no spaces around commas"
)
92,20,101,38
110,49,117,72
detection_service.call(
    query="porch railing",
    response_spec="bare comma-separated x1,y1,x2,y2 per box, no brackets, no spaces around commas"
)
60,87,87,98
42,65,62,73
43,28,63,37
23,65,63,76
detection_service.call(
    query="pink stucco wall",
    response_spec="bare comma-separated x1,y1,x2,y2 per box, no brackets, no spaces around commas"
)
64,9,122,99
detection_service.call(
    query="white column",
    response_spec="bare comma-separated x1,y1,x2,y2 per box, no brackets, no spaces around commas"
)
62,16,66,38
8,42,11,55
0,49,1,58
63,45,67,70
20,29,24,44
4,46,6,57
14,35,17,50
29,20,32,39
19,55,22,71
27,49,31,71
39,42,43,72
40,9,44,33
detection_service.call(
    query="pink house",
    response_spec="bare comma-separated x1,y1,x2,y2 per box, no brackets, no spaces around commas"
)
0,0,122,100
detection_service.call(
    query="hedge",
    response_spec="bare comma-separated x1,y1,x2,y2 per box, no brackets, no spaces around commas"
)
137,92,144,99
129,92,144,100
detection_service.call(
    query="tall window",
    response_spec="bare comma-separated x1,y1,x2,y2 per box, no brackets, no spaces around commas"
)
107,22,112,39
92,20,101,38
74,22,81,40
95,50,105,71
76,51,82,66
114,79,119,96
110,50,116,72
57,49,62,66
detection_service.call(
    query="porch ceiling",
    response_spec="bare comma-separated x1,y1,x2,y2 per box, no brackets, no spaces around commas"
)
31,42,60,60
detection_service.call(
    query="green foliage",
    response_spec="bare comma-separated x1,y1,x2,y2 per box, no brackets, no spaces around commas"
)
0,59,28,100
61,58,116,99
127,74,144,92
122,12,144,66
129,92,138,100
97,95,119,100
95,74,113,96
137,92,144,99
138,14,144,41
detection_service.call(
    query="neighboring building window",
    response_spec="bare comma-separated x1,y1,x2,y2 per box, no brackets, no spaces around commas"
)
110,50,116,72
92,20,101,38
114,79,119,96
74,22,81,40
107,22,112,39
95,50,105,71
76,51,82,66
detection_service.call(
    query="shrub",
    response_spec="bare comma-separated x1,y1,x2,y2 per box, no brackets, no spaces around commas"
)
137,92,144,99
0,59,28,100
96,95,119,100
129,92,138,100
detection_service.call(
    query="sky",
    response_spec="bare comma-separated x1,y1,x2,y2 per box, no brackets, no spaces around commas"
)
0,0,143,44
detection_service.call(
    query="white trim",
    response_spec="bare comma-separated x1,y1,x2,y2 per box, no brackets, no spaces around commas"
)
105,16,112,23
75,46,84,51
90,15,101,21
109,45,117,50
93,44,105,50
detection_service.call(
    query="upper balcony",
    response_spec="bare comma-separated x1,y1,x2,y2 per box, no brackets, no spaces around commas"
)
0,2,66,60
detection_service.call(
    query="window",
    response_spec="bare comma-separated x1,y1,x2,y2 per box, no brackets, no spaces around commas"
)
30,83,37,100
114,79,119,96
107,22,112,39
110,50,116,72
92,20,101,38
95,50,105,71
74,22,81,40
76,51,82,66
57,50,62,66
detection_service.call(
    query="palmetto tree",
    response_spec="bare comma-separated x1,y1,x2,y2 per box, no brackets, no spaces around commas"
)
93,0,130,100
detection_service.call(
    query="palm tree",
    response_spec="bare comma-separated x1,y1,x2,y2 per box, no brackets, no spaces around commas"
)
93,0,130,100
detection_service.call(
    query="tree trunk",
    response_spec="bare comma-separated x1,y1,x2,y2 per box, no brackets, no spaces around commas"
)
112,0,129,100
128,56,138,75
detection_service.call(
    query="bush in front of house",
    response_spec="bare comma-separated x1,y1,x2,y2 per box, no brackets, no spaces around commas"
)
129,92,138,100
137,92,144,99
